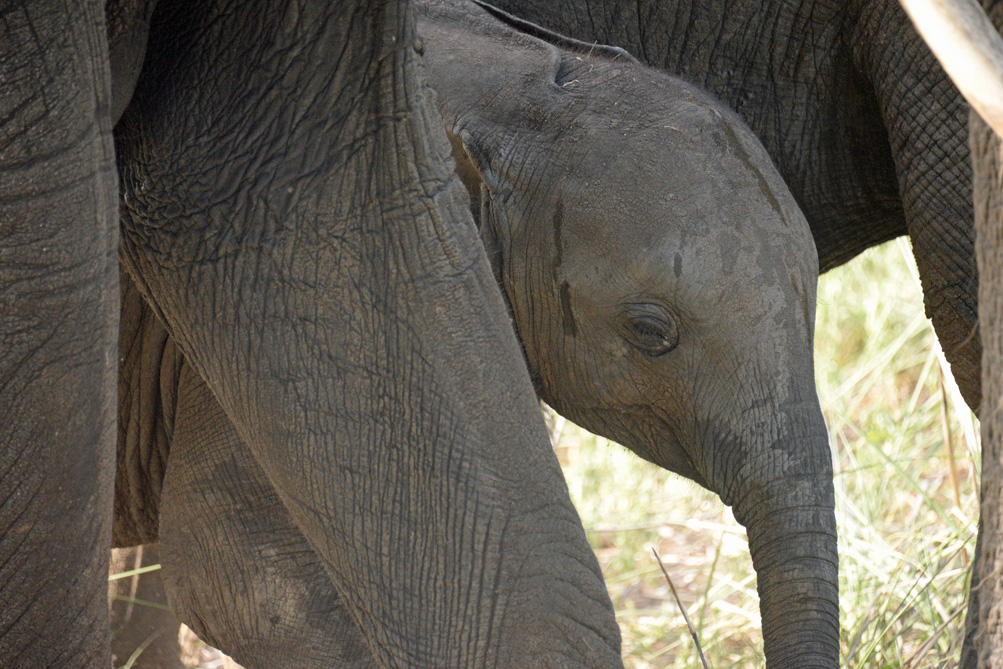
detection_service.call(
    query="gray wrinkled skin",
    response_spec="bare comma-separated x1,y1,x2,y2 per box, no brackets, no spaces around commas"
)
0,3,119,665
114,2,837,666
114,0,622,666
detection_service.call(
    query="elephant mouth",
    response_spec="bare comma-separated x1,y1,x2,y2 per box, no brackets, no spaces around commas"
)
665,449,710,490
635,435,709,490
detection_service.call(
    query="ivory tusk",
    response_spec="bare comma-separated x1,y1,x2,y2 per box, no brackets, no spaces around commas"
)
900,0,1003,138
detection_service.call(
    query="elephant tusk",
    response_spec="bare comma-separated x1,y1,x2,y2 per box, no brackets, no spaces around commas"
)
900,0,1003,138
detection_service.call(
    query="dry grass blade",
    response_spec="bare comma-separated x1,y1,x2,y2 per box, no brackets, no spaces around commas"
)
108,564,162,581
118,631,161,669
902,605,965,668
652,548,711,669
940,371,963,512
845,609,874,662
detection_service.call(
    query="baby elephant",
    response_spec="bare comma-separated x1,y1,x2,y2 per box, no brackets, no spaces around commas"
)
123,0,836,666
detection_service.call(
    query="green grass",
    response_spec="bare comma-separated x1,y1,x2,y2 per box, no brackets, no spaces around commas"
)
553,238,980,668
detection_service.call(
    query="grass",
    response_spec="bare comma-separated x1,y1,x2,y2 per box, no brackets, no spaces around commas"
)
553,238,980,668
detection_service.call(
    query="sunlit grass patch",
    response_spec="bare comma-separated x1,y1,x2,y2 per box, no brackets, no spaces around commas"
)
555,239,979,668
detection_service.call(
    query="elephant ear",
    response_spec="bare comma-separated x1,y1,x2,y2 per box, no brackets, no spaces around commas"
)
419,0,568,239
446,129,489,228
445,127,509,282
419,1,597,280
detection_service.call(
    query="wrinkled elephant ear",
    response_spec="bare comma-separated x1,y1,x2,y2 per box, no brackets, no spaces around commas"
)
418,0,567,214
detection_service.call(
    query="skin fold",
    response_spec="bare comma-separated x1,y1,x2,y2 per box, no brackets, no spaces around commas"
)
115,1,838,666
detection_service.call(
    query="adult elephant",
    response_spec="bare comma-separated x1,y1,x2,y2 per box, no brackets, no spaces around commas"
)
0,0,620,666
483,0,982,416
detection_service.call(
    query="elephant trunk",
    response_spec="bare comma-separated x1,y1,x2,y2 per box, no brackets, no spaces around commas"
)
743,476,839,666
723,404,839,667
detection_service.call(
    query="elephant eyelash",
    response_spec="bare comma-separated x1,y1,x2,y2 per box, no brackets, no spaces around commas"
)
623,307,679,357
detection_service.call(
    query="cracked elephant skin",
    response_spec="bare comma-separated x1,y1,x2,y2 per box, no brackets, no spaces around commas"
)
112,1,837,667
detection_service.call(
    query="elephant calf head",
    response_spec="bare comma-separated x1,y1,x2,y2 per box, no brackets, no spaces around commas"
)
420,1,839,664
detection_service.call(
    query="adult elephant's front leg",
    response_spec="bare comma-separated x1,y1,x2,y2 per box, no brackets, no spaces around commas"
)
115,1,620,665
0,2,119,665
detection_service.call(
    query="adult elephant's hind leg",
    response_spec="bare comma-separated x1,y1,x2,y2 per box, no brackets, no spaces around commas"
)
159,364,372,668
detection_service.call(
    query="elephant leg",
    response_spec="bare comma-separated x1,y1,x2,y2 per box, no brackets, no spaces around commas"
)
116,1,620,664
0,2,119,665
109,544,185,669
965,77,1003,665
159,364,372,667
853,0,980,411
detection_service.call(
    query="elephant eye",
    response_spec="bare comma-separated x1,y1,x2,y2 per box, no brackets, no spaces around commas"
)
624,305,678,358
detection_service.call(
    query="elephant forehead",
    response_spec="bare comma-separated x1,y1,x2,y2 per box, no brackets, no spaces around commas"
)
564,93,807,222
560,160,808,269
556,118,815,273
554,179,814,328
566,226,799,304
